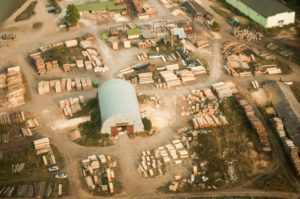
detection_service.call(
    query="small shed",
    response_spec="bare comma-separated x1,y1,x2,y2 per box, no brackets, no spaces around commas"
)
127,28,141,39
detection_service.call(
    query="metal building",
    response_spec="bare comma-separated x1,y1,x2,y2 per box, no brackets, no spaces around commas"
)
98,79,144,136
226,0,295,28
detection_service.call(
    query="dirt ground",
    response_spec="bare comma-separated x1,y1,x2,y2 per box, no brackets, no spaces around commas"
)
0,0,300,198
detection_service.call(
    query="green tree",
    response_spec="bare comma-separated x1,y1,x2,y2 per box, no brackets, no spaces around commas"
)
65,4,80,25
142,117,152,131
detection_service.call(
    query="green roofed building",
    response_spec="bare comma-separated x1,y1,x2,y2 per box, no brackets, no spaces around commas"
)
127,28,141,39
76,0,127,14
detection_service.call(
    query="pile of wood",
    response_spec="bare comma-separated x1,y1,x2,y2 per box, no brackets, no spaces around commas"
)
0,180,62,198
283,139,300,175
192,114,228,129
138,139,188,178
41,150,56,166
266,43,279,51
138,40,156,49
0,111,35,124
136,53,149,61
235,94,270,150
38,77,93,95
68,129,81,141
0,66,26,109
81,154,118,193
138,72,154,84
189,65,207,75
251,80,261,89
11,163,25,173
159,71,181,87
195,39,210,49
33,138,51,153
59,96,84,117
233,27,263,42
0,32,16,40
30,52,59,75
175,69,195,82
211,81,238,99
272,117,286,138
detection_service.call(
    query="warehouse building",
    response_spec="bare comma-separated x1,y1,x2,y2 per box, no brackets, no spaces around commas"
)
226,0,295,28
76,0,127,15
98,79,144,136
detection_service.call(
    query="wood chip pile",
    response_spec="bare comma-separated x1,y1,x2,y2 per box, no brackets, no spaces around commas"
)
82,154,118,193
0,66,26,109
59,96,84,117
38,77,92,95
235,94,271,151
138,139,189,178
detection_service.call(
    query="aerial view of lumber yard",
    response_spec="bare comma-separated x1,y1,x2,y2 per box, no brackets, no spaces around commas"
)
1,0,300,198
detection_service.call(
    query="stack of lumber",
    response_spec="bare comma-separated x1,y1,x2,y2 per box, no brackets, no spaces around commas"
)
189,66,207,75
59,96,84,117
138,139,188,178
68,129,81,141
235,94,270,149
227,54,251,62
233,27,263,42
0,111,33,124
65,39,78,48
175,69,195,82
30,53,46,75
81,154,117,193
272,117,286,138
166,64,179,71
1,66,26,109
192,114,228,129
0,74,6,88
283,138,300,175
251,80,261,89
63,64,71,72
211,81,237,99
136,53,149,61
38,78,92,95
11,163,25,173
266,67,282,75
138,40,156,49
159,71,181,87
195,39,210,49
138,72,154,84
33,138,51,152
266,43,279,51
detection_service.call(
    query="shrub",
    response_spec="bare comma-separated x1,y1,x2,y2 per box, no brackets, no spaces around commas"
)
142,117,152,131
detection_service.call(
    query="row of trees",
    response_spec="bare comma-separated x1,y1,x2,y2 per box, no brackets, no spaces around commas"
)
65,4,80,26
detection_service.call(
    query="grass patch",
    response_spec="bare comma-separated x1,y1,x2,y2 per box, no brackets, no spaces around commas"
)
15,1,38,22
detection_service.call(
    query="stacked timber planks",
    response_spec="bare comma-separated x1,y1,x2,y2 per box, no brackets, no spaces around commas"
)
34,138,51,152
0,66,27,109
159,71,181,88
235,94,270,150
283,139,300,175
138,72,154,84
59,96,84,117
38,78,92,95
138,40,156,49
211,81,238,99
175,69,195,82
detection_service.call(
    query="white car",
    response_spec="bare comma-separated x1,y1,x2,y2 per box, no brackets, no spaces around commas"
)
55,172,68,179
48,165,59,172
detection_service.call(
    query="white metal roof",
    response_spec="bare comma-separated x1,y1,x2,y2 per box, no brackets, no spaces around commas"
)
98,79,144,133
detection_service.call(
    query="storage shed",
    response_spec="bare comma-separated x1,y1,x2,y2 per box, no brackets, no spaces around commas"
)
98,79,144,136
226,0,295,28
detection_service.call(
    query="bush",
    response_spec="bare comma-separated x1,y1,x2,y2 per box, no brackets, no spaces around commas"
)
211,21,221,32
142,117,152,131
32,22,43,29
65,4,80,25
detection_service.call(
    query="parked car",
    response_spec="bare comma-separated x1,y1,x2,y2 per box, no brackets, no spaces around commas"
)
48,165,59,172
55,172,68,179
